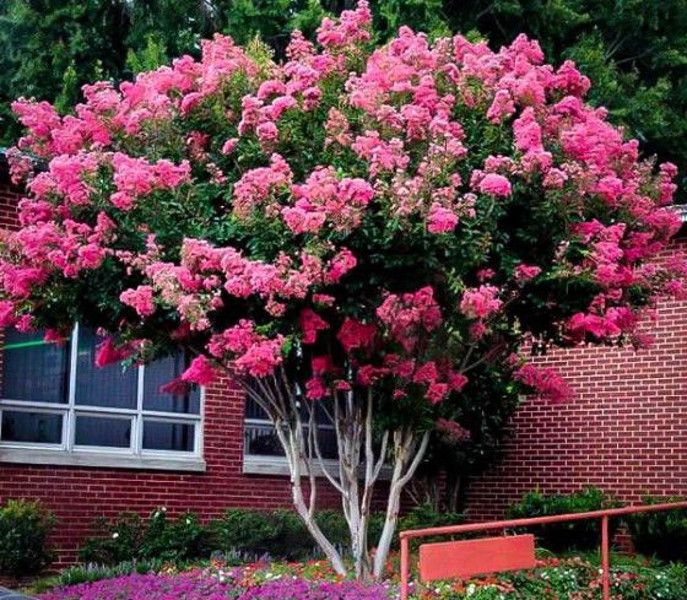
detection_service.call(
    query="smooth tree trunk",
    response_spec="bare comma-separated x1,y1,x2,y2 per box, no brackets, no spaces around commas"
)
238,368,430,581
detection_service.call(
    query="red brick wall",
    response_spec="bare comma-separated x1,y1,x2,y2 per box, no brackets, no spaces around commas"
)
0,180,20,229
466,258,687,520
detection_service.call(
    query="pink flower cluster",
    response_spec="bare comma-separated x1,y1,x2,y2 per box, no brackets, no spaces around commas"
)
205,319,285,378
111,152,191,211
459,285,503,320
283,167,374,234
514,363,573,403
376,286,442,352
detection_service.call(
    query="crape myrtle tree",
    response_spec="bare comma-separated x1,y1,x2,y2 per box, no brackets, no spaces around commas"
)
2,2,686,580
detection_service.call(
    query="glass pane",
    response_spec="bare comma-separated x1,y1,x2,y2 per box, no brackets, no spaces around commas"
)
2,329,69,403
244,421,285,456
143,421,194,452
245,396,332,425
1,410,62,444
143,353,200,414
245,396,268,420
75,328,137,409
74,415,131,448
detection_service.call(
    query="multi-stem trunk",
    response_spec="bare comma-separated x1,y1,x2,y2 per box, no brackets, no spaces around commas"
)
239,369,429,581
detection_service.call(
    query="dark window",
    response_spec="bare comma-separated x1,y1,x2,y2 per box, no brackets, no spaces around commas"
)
2,329,69,404
143,420,194,452
74,415,132,448
144,354,201,414
74,328,137,409
1,411,62,444
1,327,202,457
244,396,338,459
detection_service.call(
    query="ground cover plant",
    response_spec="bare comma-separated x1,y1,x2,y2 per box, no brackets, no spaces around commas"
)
3,0,686,582
34,555,687,600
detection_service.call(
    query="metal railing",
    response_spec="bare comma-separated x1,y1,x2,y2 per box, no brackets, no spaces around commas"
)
399,501,687,600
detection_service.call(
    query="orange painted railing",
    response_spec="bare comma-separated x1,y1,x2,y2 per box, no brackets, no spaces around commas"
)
399,501,687,600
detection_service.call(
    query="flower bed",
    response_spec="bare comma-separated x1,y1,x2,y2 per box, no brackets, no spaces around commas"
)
38,565,394,600
39,571,228,600
36,556,687,600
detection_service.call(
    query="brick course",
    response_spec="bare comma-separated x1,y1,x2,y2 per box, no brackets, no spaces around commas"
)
466,286,687,520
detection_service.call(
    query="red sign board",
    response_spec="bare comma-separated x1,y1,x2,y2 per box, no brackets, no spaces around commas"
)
419,534,536,582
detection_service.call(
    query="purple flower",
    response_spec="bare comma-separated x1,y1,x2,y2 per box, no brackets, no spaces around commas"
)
39,572,230,600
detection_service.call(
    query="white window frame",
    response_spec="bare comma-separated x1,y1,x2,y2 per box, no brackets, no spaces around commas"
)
0,323,205,472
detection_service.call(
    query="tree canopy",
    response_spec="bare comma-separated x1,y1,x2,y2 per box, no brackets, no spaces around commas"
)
1,1,685,579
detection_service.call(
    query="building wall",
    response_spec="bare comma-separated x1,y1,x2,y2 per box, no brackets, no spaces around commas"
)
466,286,687,520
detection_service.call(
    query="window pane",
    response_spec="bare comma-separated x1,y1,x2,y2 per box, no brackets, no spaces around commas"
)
74,415,131,448
143,353,200,414
75,328,137,409
2,329,69,403
1,411,62,444
244,421,285,456
143,421,194,452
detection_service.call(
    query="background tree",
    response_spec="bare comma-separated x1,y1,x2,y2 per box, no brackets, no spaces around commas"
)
1,2,684,579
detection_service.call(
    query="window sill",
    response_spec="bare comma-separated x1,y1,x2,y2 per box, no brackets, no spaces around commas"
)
243,454,391,480
0,447,206,472
242,454,338,477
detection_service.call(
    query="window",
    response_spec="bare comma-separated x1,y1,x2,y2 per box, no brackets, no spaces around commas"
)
0,324,204,471
243,395,338,475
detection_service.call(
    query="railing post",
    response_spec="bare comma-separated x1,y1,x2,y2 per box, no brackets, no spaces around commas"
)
601,515,610,600
400,536,409,600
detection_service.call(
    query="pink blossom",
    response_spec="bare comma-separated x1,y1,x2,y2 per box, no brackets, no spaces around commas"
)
305,376,328,399
299,308,329,344
181,355,217,385
337,318,376,353
159,377,192,395
515,363,572,403
486,90,515,123
325,248,357,283
376,286,442,352
426,203,458,234
447,371,468,391
94,337,133,368
120,285,155,317
234,337,284,377
0,300,16,327
514,264,542,281
478,173,512,197
427,382,449,404
459,285,502,319
221,138,238,155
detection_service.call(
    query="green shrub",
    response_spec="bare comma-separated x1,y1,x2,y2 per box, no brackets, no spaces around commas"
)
0,498,55,577
79,512,146,565
210,508,345,561
140,510,211,563
79,509,212,565
507,487,620,552
80,504,463,566
625,496,687,562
